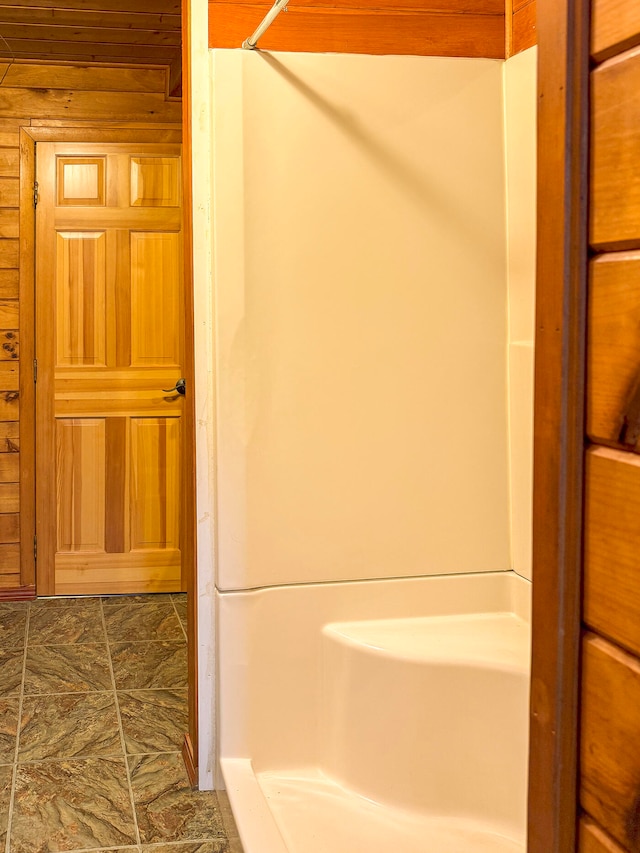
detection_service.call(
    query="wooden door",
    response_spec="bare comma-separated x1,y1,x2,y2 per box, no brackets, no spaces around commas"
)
35,140,185,596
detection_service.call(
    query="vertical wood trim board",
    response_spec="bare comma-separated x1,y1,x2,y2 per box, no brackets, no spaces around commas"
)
528,0,590,849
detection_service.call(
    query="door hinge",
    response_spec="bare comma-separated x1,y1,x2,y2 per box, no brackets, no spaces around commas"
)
33,358,37,384
33,181,39,208
33,535,37,563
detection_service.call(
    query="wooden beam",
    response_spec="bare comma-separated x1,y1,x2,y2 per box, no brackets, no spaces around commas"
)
209,5,505,58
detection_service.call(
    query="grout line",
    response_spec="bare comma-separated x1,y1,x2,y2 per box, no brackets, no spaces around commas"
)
25,642,110,650
18,687,187,699
15,749,125,766
5,601,30,853
100,599,142,849
170,595,188,643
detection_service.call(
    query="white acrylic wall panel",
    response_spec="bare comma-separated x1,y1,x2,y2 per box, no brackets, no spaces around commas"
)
211,50,511,590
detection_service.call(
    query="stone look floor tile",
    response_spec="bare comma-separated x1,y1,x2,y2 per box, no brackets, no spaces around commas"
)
111,642,187,690
0,698,19,762
24,643,112,695
19,692,122,761
29,606,106,646
118,689,188,754
103,594,174,606
216,791,240,841
129,753,224,844
0,763,13,847
29,597,101,612
105,603,184,642
0,648,26,697
0,607,27,648
11,756,137,852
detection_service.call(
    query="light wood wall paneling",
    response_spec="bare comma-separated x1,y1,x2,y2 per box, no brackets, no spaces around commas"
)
0,242,18,269
0,2,181,87
0,150,19,179
0,212,19,240
0,118,31,147
209,2,506,58
0,393,19,421
0,23,180,50
0,9,180,34
0,365,19,393
0,515,19,544
0,64,169,95
0,272,18,301
592,0,640,63
0,333,18,361
0,180,19,209
587,252,640,448
0,90,181,124
581,633,640,849
1,0,179,10
0,423,19,453
591,47,640,251
579,819,627,853
0,485,18,514
1,41,180,68
584,447,640,656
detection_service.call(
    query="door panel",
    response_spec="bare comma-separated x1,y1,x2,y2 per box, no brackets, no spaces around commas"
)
36,141,184,596
56,232,107,367
130,416,180,551
130,232,181,365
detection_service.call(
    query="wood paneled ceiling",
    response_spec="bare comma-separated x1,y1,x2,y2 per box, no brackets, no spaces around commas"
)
0,1,181,95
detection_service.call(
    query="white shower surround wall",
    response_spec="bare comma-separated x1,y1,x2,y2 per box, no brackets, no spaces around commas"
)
211,49,511,592
197,38,535,845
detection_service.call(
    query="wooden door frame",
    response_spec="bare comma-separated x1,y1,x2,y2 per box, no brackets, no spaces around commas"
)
20,120,200,778
528,0,590,849
180,0,199,787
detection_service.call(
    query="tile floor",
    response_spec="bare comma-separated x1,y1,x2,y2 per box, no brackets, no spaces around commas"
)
0,593,244,853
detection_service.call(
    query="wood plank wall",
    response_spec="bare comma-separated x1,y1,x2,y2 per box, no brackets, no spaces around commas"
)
208,0,506,59
0,61,179,597
580,5,640,848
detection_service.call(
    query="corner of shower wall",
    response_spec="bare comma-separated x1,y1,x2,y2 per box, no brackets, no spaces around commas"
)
504,46,538,584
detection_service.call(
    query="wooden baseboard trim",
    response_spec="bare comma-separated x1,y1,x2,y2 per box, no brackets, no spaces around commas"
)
182,732,198,788
0,585,35,601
